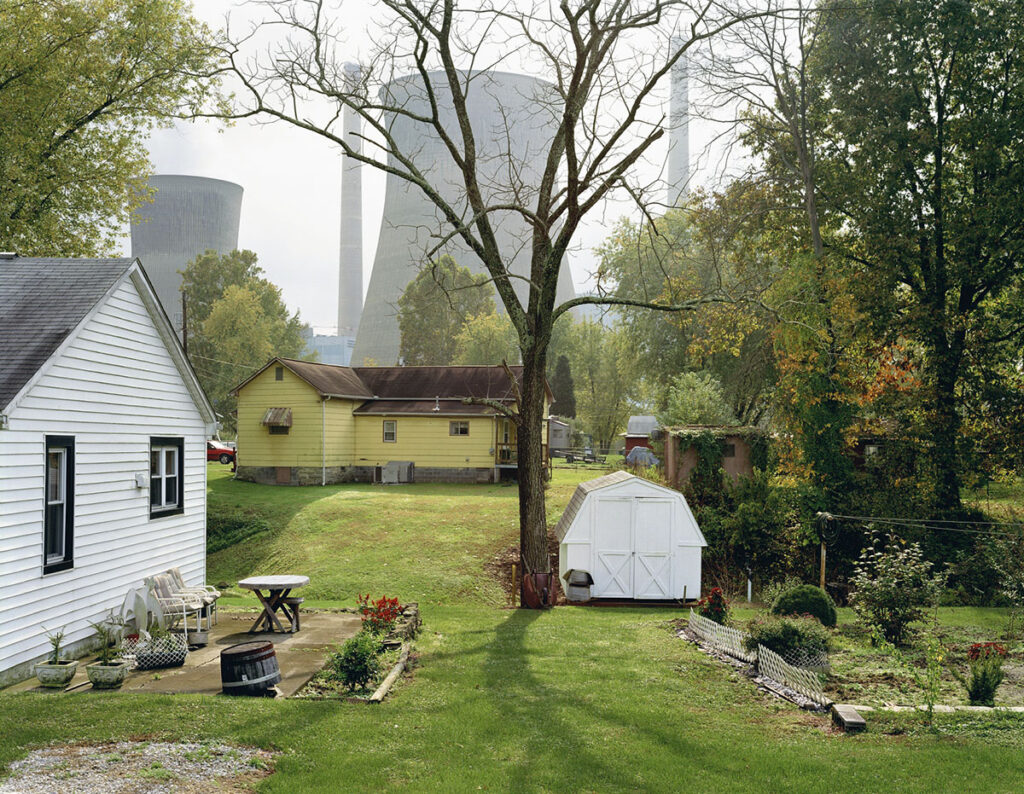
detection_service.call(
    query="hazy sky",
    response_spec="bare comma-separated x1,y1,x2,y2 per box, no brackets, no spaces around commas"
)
128,1,721,333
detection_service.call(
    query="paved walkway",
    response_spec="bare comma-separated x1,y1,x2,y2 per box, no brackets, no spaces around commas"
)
11,610,361,698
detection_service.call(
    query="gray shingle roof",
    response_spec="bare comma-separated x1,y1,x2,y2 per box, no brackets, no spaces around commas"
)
626,415,659,436
553,470,635,541
0,257,135,411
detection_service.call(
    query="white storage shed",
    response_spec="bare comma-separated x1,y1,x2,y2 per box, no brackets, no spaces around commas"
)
556,471,706,601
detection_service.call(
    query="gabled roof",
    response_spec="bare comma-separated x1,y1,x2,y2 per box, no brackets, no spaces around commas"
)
0,256,215,424
554,470,634,541
233,359,551,409
625,415,659,437
353,365,532,401
0,257,135,411
231,358,373,399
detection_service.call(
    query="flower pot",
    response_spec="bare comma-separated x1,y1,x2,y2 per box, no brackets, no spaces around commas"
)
34,660,79,689
86,660,129,689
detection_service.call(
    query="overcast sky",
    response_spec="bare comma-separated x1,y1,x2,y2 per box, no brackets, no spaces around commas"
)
126,1,723,333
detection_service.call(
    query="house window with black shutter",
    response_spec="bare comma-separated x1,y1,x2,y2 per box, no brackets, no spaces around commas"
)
150,437,184,517
43,436,74,574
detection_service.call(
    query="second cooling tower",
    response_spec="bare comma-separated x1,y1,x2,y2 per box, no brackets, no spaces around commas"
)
130,175,243,333
352,71,575,366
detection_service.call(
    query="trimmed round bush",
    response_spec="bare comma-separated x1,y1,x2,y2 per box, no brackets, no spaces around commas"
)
771,584,837,627
742,615,830,658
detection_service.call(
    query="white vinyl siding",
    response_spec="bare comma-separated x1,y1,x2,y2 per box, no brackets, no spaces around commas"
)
0,278,209,681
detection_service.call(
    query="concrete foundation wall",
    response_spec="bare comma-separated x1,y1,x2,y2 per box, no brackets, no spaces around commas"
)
235,464,496,486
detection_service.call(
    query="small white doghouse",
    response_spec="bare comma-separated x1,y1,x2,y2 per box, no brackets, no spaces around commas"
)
556,471,707,601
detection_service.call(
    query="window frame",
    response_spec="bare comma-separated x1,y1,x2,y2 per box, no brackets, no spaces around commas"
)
150,437,185,519
722,443,737,458
43,435,75,575
382,420,397,443
269,425,289,435
449,420,470,437
275,365,284,381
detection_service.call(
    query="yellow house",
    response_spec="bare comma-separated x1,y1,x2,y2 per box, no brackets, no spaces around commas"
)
232,358,550,485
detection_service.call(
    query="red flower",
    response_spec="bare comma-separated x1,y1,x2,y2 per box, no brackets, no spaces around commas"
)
967,642,1007,661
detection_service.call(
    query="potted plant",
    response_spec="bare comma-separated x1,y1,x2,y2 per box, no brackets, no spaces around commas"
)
34,627,78,688
85,613,129,689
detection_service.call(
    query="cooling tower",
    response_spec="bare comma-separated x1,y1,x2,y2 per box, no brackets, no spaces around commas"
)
352,71,576,366
667,43,690,207
130,175,243,334
338,63,363,337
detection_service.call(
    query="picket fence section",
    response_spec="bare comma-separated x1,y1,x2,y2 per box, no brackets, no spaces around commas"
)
688,609,756,663
688,609,829,707
756,644,830,706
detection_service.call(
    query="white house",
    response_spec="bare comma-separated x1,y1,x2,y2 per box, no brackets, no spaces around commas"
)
0,256,216,685
555,471,707,601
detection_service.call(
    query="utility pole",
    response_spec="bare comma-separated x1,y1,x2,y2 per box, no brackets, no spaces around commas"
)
815,512,832,591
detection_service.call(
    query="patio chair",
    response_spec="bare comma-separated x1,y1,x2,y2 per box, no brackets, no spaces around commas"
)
145,573,205,643
165,567,220,626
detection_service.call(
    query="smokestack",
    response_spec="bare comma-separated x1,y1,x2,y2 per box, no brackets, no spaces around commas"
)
338,62,363,337
667,40,690,207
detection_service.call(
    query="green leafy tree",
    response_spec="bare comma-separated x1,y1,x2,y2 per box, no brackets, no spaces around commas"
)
453,310,520,365
397,256,494,366
812,0,1024,510
182,250,306,432
661,371,737,427
0,0,221,255
549,355,576,418
564,321,634,450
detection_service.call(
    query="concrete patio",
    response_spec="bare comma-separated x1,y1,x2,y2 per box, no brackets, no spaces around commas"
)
9,609,361,698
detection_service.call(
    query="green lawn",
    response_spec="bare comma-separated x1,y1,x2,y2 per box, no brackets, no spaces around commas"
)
207,464,593,607
3,467,1024,792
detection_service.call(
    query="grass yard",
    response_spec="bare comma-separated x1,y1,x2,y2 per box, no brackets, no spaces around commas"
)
3,467,1024,792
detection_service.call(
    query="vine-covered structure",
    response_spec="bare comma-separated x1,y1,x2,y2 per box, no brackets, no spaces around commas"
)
661,425,770,491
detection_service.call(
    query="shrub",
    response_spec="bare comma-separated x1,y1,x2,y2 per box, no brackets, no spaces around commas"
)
742,615,830,659
771,584,837,627
961,643,1007,707
357,594,402,635
697,587,729,625
327,632,382,691
850,532,946,645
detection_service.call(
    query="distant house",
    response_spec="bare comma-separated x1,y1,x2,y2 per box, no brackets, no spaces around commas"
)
622,415,659,454
232,359,550,485
663,425,768,489
549,416,571,453
0,256,216,685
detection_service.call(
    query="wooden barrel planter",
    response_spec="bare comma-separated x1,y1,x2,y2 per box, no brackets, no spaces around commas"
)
220,641,281,696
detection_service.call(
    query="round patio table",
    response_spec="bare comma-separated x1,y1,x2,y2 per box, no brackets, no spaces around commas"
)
237,575,310,634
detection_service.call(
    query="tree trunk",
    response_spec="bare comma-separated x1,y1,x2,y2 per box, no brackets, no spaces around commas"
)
517,346,549,606
928,345,962,512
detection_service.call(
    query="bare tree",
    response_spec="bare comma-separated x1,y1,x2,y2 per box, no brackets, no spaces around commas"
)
212,0,771,603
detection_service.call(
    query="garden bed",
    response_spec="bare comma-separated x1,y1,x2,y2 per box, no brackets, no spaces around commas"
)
293,603,420,702
824,619,1024,708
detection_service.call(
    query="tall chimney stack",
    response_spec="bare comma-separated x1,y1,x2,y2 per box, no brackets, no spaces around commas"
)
667,40,690,207
338,62,363,337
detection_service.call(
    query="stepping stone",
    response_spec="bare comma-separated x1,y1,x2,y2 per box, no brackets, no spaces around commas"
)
832,703,867,733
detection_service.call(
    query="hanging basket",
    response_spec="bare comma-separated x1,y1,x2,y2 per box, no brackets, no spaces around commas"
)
121,632,188,670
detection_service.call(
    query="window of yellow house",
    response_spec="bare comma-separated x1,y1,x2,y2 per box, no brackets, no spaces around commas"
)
383,420,397,442
449,420,469,436
275,366,284,380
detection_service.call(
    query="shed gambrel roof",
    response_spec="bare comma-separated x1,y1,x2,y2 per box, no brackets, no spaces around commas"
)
553,470,634,541
0,257,136,411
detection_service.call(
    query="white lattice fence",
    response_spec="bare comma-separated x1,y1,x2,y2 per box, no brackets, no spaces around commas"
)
688,610,756,663
756,644,830,706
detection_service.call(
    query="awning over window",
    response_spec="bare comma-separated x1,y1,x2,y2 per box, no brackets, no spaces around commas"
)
261,407,293,427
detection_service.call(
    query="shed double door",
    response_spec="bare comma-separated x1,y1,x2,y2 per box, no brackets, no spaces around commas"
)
593,497,673,599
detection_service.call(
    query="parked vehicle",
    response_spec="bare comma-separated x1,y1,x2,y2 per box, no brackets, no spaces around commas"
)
207,441,236,464
563,447,606,464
